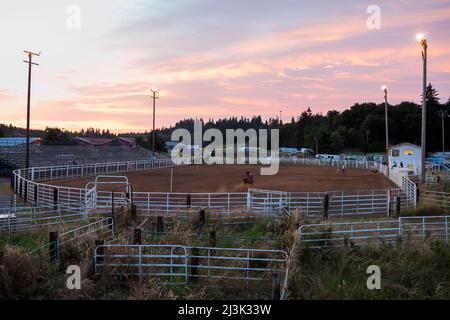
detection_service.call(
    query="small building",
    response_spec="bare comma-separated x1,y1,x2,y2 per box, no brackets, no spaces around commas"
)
388,142,422,175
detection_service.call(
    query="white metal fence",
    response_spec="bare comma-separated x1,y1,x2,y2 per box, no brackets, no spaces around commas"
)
298,215,450,248
420,190,450,210
12,158,418,220
0,202,93,234
94,244,288,284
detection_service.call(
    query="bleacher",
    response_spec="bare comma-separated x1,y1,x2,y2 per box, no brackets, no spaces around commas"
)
0,145,155,171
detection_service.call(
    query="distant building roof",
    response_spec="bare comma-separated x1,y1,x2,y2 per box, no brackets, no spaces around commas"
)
390,142,421,149
75,137,113,146
0,137,40,147
117,137,135,144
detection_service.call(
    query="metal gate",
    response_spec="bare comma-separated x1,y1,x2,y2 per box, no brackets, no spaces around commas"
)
247,189,289,215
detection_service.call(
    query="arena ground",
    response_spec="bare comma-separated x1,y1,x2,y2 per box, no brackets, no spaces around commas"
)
47,164,395,192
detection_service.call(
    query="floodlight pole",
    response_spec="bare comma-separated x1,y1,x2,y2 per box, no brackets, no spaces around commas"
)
23,50,40,169
419,38,427,183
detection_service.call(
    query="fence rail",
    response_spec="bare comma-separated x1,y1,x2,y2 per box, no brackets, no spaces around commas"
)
11,158,418,220
94,244,288,284
420,190,450,210
298,215,450,248
0,202,94,234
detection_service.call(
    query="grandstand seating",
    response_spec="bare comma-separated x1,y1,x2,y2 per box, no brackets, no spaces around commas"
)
0,145,155,171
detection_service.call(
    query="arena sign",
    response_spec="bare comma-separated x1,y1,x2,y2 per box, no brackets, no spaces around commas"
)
170,121,280,175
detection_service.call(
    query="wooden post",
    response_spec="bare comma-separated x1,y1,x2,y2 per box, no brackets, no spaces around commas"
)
157,216,164,233
395,196,401,217
49,231,59,264
415,183,420,204
323,193,329,218
53,188,58,211
24,181,28,203
189,247,199,283
186,193,191,209
34,184,38,203
209,230,216,247
272,271,281,300
130,204,137,224
134,228,142,244
199,209,206,227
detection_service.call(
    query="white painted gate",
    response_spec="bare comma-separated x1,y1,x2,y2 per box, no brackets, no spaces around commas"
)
247,188,289,215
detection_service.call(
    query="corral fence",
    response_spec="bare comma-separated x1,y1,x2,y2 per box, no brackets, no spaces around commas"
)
0,195,16,213
249,188,407,217
27,217,115,263
11,158,419,221
298,215,450,248
419,190,450,210
94,244,288,286
0,202,93,234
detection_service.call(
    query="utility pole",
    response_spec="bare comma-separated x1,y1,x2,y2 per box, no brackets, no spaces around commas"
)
23,50,41,169
417,33,427,183
279,110,282,124
382,86,390,177
151,89,159,155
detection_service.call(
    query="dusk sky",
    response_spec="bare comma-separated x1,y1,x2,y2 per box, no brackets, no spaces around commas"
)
1,0,450,133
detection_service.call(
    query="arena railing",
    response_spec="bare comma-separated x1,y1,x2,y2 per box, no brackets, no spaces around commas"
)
12,158,415,219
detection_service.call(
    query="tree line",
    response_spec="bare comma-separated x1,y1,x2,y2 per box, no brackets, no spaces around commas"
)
1,84,449,154
156,84,449,154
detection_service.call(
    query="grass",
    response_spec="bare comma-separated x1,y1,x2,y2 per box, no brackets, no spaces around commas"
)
289,241,450,299
2,206,450,299
400,205,450,217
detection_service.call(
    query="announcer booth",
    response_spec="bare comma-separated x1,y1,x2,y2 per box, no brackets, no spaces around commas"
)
388,142,422,176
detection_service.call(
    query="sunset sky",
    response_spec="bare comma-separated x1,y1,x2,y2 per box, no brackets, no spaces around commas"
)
1,0,450,133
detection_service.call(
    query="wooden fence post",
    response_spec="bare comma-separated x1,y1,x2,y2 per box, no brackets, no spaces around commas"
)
395,196,401,217
34,184,38,203
323,193,329,218
209,230,216,247
49,231,59,264
24,181,28,203
186,193,192,209
131,204,137,224
53,188,58,211
199,209,206,227
134,228,142,244
189,247,199,283
157,216,164,233
272,271,281,300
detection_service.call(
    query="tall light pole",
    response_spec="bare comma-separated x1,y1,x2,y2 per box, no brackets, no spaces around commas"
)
417,33,427,183
382,85,390,177
150,89,159,155
23,50,40,169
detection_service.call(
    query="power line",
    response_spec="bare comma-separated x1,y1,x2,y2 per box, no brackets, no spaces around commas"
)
23,50,41,168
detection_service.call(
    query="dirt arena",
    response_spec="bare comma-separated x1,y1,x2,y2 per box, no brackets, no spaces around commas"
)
48,164,395,193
